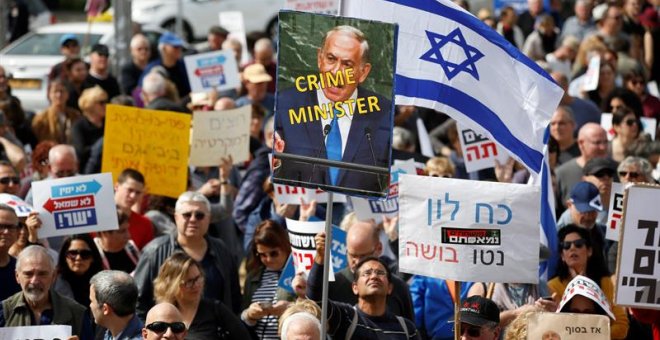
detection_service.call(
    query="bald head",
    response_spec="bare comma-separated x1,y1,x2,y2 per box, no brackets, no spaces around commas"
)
577,123,608,161
143,303,186,340
48,144,78,178
346,221,382,272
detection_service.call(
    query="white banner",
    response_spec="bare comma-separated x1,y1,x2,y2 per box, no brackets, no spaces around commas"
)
527,312,610,340
286,218,334,280
615,185,660,309
190,106,251,166
0,325,72,339
605,182,624,241
184,50,240,93
284,0,340,14
352,159,417,222
457,124,509,173
398,175,540,283
33,173,119,238
219,11,249,65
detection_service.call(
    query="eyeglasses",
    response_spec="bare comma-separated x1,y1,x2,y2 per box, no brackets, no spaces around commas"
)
586,140,608,146
360,268,387,278
0,176,20,185
256,249,280,259
561,239,587,250
618,171,641,178
180,211,206,220
624,119,637,126
0,223,19,232
55,170,76,178
66,249,94,260
181,274,203,288
145,321,186,334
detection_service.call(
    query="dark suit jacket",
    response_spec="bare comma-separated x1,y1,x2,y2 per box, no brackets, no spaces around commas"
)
274,87,392,195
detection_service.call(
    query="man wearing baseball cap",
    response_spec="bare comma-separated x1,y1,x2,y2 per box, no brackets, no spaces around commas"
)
235,64,275,115
561,181,609,264
140,32,190,100
49,33,81,81
459,296,501,340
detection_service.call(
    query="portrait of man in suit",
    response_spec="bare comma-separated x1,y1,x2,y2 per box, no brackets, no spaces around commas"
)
273,13,395,197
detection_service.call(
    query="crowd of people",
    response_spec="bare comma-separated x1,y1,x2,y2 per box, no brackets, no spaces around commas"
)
1,0,660,339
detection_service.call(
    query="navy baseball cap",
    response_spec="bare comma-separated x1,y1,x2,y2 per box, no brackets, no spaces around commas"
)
159,32,185,47
60,34,79,46
569,181,603,213
460,296,500,326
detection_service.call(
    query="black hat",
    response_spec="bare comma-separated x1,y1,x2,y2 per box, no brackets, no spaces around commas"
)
91,44,109,57
208,25,229,36
460,296,500,326
583,158,617,176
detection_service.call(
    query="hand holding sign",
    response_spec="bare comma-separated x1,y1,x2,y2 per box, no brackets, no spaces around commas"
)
314,231,326,265
24,211,41,243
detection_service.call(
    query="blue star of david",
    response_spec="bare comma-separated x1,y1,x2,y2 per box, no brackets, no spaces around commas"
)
420,28,485,81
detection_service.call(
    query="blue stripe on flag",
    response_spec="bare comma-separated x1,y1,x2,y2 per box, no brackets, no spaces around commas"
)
385,0,556,84
540,157,558,278
396,74,543,173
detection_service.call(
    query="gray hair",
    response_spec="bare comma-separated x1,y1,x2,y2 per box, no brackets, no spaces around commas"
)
618,156,654,182
16,245,55,272
555,105,575,124
142,71,166,97
322,25,370,64
280,312,321,340
90,270,138,317
130,33,149,50
254,38,273,53
48,144,78,164
175,191,211,212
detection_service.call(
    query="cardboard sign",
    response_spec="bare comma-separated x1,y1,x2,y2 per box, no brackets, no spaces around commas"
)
0,325,72,339
558,275,615,319
284,0,340,14
279,225,347,292
457,124,509,173
527,312,610,340
219,11,249,65
352,159,416,222
602,113,657,141
286,218,335,280
398,175,540,283
190,106,251,166
0,193,34,217
615,185,660,309
272,11,396,198
32,173,119,238
605,182,625,241
184,50,240,93
102,105,191,198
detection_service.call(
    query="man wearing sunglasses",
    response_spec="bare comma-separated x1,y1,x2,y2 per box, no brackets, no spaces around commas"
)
134,191,241,320
0,203,21,301
0,161,20,195
458,296,501,340
142,303,187,340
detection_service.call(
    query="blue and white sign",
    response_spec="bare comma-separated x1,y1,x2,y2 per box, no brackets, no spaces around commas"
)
33,173,119,238
184,50,240,93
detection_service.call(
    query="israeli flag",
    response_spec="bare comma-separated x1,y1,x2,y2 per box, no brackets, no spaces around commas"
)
344,0,564,277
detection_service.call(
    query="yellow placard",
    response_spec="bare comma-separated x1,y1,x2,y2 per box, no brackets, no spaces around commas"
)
102,105,191,198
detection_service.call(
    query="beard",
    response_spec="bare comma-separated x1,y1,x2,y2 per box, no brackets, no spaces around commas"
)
23,284,47,303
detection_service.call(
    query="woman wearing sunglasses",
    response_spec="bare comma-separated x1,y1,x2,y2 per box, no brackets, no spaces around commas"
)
609,106,651,162
53,234,103,307
241,220,295,339
153,252,250,339
548,225,628,339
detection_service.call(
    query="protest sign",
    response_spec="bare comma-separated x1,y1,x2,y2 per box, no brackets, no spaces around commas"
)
190,106,251,166
352,159,416,222
583,55,601,92
102,105,190,198
558,275,615,319
273,184,347,205
279,225,347,291
605,182,624,241
32,173,118,238
0,194,33,217
0,325,72,339
286,218,335,280
284,0,340,14
527,312,610,340
615,184,660,309
398,175,540,283
272,11,396,198
601,113,657,141
184,50,240,93
219,11,249,65
457,124,509,173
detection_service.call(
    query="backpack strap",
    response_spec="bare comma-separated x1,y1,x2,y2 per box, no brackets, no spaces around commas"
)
345,306,359,340
396,316,409,338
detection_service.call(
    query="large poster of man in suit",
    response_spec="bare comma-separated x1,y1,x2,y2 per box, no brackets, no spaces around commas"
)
273,11,396,198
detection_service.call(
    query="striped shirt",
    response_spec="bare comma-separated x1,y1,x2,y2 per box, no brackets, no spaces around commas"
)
251,269,281,339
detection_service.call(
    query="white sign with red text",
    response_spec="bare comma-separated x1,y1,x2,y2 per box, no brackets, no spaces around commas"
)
286,218,334,280
605,182,625,241
457,124,509,173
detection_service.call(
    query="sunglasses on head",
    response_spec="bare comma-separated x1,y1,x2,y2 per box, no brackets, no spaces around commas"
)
561,239,587,250
618,171,640,178
181,211,205,220
66,249,93,260
0,176,20,185
146,321,186,334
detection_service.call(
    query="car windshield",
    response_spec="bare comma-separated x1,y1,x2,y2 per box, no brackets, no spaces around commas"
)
4,33,103,56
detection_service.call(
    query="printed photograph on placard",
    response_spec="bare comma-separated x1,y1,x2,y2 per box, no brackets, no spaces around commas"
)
272,11,396,198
